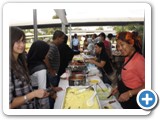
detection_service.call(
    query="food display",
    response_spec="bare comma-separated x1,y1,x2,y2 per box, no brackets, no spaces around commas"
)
69,75,84,81
89,79,100,84
68,61,86,72
69,73,86,86
87,76,101,85
70,61,85,66
96,87,112,100
72,55,84,61
62,87,100,109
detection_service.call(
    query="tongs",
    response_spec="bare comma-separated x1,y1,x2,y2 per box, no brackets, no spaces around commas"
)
107,93,113,99
107,85,117,99
96,83,112,98
96,83,105,92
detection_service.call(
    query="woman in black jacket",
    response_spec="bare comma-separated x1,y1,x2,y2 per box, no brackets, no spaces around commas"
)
86,41,113,85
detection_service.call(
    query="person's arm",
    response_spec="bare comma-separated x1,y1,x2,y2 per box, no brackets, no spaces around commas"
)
10,89,49,109
36,70,47,89
44,52,57,76
128,84,145,97
118,84,145,102
86,59,106,68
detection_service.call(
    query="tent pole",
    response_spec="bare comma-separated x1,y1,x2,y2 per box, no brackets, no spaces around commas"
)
33,9,38,41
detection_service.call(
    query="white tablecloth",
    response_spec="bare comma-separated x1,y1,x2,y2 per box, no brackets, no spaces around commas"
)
54,73,122,109
54,55,122,109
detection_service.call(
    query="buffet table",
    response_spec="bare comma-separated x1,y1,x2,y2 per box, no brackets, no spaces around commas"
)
54,54,122,109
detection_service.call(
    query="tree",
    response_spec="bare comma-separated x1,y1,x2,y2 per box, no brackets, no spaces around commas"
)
96,26,104,30
73,27,82,30
52,15,59,19
113,24,144,38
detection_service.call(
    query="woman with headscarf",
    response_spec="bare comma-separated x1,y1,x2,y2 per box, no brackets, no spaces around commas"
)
27,40,51,109
112,31,145,109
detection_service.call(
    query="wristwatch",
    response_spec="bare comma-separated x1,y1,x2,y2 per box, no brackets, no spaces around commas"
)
24,95,29,104
128,90,133,98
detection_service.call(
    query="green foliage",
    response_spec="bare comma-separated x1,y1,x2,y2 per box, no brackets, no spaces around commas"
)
96,26,104,30
113,24,144,36
73,27,82,30
52,15,59,19
40,28,53,35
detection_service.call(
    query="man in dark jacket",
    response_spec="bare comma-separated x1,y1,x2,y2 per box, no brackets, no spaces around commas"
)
58,35,74,77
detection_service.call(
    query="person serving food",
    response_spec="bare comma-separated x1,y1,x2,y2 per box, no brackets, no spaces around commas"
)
112,31,144,109
85,41,114,85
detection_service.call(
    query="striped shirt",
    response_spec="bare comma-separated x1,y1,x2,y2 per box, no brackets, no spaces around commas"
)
10,69,34,109
48,44,60,73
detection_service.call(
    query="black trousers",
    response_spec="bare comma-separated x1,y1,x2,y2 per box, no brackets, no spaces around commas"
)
118,80,140,109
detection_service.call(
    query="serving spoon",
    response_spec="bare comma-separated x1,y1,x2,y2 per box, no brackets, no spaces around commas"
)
86,91,97,106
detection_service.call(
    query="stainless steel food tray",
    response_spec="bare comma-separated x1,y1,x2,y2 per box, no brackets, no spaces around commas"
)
68,65,87,71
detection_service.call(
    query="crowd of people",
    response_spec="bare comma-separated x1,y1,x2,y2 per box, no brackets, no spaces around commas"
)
10,26,145,109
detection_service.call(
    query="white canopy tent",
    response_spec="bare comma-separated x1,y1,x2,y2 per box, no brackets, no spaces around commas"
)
7,3,144,28
5,3,145,54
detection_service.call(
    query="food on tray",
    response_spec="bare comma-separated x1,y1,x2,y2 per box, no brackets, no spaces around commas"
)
96,88,112,100
72,57,84,61
89,79,100,84
68,61,86,72
69,76,84,81
70,61,85,66
63,87,99,109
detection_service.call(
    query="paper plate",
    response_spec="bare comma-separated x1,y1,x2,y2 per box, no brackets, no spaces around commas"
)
60,73,67,79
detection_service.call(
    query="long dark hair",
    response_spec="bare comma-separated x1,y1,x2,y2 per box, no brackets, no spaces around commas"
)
95,41,106,56
10,26,30,82
95,41,114,73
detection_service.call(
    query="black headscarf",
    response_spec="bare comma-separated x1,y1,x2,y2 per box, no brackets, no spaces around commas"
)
27,40,49,72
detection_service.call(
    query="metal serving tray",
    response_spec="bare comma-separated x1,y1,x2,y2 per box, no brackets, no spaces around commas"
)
69,74,86,86
61,86,101,109
68,64,87,72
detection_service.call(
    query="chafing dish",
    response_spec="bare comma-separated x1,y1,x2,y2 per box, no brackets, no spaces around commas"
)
69,73,86,86
68,61,87,72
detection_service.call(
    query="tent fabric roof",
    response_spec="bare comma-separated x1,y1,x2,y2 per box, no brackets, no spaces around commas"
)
16,17,144,29
7,4,145,29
